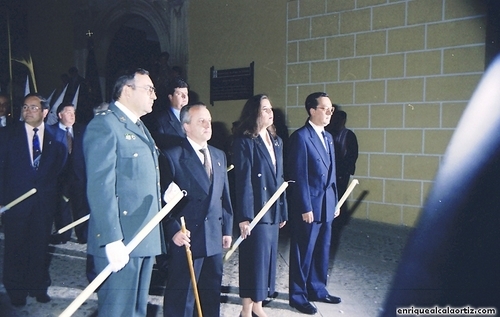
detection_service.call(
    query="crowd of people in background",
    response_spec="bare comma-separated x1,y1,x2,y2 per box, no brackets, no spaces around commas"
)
0,54,358,316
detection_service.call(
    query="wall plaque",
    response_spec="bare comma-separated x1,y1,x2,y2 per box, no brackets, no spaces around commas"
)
210,62,254,105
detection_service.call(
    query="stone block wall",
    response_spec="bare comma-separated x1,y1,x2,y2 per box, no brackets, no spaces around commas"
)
286,0,486,226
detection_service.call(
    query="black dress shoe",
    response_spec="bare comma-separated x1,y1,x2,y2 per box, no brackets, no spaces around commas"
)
11,297,27,307
310,294,341,304
35,293,51,303
290,301,317,314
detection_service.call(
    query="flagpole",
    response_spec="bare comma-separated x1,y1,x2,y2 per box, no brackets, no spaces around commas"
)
7,12,14,113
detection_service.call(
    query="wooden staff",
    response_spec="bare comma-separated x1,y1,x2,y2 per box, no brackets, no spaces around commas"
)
59,189,186,317
334,179,360,217
0,188,37,214
57,166,235,234
180,216,203,317
223,181,290,262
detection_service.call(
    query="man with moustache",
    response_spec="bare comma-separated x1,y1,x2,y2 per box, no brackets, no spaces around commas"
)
0,93,67,306
83,68,162,316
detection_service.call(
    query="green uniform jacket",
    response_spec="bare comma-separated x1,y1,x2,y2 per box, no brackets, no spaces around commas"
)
84,102,163,258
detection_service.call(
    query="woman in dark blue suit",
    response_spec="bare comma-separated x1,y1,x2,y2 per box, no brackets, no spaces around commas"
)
232,94,288,317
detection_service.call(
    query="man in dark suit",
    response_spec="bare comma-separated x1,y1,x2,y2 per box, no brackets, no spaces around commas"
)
83,68,163,316
50,102,90,244
287,92,341,315
146,77,189,151
161,103,233,317
0,93,67,306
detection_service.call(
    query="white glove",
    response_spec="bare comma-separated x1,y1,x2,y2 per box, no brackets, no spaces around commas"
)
163,182,181,203
105,240,129,272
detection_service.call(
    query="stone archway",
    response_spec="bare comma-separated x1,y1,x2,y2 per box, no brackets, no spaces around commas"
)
77,0,188,101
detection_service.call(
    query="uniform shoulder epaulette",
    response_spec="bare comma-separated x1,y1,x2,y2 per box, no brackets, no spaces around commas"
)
96,109,112,116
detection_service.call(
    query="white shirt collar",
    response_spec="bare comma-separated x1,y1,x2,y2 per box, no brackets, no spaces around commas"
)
186,136,207,164
308,120,325,134
115,101,140,124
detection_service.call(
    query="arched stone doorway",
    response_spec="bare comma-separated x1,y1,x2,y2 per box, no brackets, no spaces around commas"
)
75,0,188,101
104,15,161,100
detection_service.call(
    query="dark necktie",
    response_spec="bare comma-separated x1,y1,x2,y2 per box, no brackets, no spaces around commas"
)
33,127,41,170
136,120,152,144
322,131,330,154
199,148,212,180
66,127,73,154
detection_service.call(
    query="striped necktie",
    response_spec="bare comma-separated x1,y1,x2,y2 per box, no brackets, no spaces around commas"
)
33,128,41,170
66,127,73,154
199,148,212,181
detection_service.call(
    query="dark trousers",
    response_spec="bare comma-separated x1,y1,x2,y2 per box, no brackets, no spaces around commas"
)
3,208,53,301
289,218,332,305
93,255,154,317
53,182,89,243
163,247,223,317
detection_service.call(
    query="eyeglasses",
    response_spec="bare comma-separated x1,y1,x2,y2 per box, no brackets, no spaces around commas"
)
316,106,334,114
22,105,41,111
128,84,156,96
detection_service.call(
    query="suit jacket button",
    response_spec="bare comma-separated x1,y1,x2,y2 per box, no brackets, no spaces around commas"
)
263,187,267,191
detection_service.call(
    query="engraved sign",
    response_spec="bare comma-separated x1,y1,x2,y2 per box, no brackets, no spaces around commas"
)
210,62,254,105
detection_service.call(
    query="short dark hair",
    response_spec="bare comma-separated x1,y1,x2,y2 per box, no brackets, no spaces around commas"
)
305,92,329,116
112,68,150,101
24,92,49,110
57,102,75,114
167,77,189,96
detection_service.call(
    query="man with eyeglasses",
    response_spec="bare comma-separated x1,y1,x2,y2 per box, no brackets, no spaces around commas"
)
83,68,162,316
287,92,341,315
0,93,67,307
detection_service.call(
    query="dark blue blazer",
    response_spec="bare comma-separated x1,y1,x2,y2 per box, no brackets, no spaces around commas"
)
287,123,337,223
50,122,87,183
161,140,233,258
0,122,67,218
232,134,287,224
150,107,185,151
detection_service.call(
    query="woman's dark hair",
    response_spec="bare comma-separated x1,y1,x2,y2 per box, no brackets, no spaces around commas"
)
234,94,276,139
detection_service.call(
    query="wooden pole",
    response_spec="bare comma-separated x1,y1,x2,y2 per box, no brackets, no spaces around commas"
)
180,216,203,317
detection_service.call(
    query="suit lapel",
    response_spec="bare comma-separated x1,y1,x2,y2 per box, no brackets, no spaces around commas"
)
274,138,283,182
306,124,330,168
167,109,185,137
110,104,154,150
181,142,211,194
255,135,276,178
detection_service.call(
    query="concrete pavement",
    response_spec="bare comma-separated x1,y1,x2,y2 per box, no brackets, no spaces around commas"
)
0,218,411,317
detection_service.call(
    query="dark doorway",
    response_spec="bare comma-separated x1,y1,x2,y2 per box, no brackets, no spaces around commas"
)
105,15,160,100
